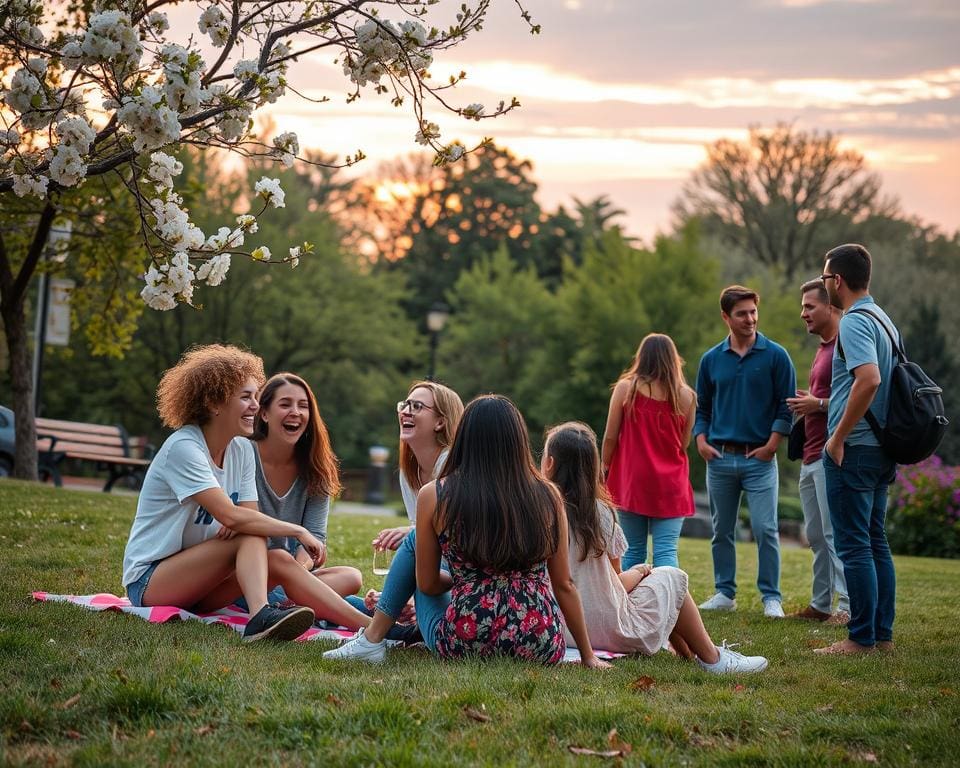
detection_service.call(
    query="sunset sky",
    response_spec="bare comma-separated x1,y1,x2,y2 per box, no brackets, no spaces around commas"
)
190,0,959,242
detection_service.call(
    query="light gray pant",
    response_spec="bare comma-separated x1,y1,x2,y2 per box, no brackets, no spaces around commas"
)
799,459,849,613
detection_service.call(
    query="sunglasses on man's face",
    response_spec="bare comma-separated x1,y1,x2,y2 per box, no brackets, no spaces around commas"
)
396,399,436,414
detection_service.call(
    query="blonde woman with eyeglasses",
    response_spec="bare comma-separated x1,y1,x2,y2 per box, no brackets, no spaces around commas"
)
325,381,463,661
371,381,465,551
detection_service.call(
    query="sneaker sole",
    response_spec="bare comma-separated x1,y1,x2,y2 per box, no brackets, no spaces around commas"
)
244,607,315,643
699,604,737,611
321,643,386,664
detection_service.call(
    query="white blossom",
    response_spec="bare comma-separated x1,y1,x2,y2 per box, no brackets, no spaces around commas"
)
80,10,142,74
140,266,177,310
48,145,86,187
251,245,271,261
288,246,301,268
197,253,231,286
236,214,258,233
12,173,49,198
440,142,466,163
54,117,96,154
254,177,285,208
147,151,183,190
161,44,204,115
462,103,485,120
415,121,440,145
198,6,230,47
272,131,299,168
117,91,180,152
146,12,170,34
234,60,259,81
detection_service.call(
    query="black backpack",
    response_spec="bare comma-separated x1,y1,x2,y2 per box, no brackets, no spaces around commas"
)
838,307,949,464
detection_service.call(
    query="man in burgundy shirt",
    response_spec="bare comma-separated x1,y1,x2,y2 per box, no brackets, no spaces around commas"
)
786,280,850,624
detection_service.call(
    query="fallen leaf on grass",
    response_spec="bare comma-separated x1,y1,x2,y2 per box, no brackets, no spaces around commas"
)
146,729,156,739
733,684,745,692
113,668,129,684
463,705,491,723
326,694,344,707
939,687,955,697
852,751,879,763
64,730,83,740
629,676,655,692
815,704,834,713
58,693,81,710
49,678,62,689
194,725,215,736
607,728,632,756
19,720,33,734
568,746,623,758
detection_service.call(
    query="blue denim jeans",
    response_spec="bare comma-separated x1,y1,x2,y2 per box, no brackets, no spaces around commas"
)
618,512,685,568
373,529,450,651
823,444,896,646
705,451,781,602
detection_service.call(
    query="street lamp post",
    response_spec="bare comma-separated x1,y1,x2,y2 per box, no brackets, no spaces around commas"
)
426,302,450,381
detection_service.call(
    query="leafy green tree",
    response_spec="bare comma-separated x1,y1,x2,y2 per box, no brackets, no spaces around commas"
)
525,225,718,440
674,123,899,283
438,247,557,408
392,144,544,320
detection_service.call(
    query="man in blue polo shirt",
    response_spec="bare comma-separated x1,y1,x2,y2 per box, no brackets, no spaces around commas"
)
814,243,897,656
694,285,796,618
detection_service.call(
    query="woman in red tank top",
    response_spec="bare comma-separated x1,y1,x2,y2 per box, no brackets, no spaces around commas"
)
601,334,696,569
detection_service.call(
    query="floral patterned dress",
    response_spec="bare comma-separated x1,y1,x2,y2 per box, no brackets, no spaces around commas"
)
433,532,566,664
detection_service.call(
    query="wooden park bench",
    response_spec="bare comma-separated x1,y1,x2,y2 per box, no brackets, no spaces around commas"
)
36,417,154,492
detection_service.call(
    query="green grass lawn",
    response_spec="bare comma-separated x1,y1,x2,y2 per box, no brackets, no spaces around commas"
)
1,480,958,767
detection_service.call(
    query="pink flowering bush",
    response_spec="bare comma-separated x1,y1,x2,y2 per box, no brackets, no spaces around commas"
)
887,456,960,559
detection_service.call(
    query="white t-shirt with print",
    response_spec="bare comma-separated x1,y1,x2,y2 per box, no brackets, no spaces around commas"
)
122,425,257,586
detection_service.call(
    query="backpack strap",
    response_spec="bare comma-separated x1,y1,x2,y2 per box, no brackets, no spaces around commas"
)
837,306,902,438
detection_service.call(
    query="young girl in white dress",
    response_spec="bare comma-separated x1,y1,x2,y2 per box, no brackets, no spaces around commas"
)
541,422,768,673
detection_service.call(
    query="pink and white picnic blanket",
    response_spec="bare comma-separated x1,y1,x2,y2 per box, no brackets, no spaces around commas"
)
31,592,620,662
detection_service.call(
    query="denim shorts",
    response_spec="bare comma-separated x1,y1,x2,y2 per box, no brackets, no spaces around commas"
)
126,560,161,607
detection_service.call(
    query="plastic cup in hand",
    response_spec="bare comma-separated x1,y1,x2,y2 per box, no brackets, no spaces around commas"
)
372,547,395,576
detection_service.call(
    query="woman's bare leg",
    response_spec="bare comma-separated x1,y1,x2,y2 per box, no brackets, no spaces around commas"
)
670,593,720,664
266,550,371,629
311,566,363,597
143,534,269,614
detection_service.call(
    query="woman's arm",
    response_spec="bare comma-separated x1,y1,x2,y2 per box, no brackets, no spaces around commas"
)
415,482,451,595
600,379,629,472
192,487,323,562
546,506,610,669
681,385,697,449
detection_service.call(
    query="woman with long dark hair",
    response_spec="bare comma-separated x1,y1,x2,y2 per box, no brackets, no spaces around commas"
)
602,333,696,568
326,395,609,667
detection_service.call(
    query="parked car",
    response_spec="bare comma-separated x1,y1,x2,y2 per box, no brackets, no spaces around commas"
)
0,405,14,477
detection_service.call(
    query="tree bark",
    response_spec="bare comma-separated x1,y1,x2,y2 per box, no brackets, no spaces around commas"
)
0,200,58,481
2,297,38,480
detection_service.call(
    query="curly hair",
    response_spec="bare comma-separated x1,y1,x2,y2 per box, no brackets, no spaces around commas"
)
156,344,265,428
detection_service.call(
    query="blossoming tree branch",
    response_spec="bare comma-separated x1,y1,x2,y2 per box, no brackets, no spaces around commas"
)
0,0,536,479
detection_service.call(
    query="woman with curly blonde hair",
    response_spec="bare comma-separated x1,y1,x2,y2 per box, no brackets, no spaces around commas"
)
121,345,373,643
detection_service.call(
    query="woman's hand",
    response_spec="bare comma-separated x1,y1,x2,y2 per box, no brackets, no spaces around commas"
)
631,563,654,581
298,542,326,569
581,654,612,670
215,525,237,540
372,525,412,552
297,530,325,565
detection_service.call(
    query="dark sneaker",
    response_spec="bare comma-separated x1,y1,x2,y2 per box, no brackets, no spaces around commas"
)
386,621,422,646
243,604,315,643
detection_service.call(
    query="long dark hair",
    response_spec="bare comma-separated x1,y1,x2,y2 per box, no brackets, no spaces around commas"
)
252,373,341,498
437,395,561,571
544,422,615,562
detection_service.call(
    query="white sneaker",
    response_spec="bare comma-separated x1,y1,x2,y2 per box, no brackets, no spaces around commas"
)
698,642,768,675
322,629,386,664
699,593,736,611
763,599,785,618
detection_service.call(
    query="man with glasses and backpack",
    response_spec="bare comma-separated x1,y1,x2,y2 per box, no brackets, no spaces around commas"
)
816,244,905,655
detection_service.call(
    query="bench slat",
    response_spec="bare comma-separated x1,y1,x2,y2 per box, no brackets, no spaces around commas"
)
36,431,127,448
36,418,123,437
62,452,151,467
38,441,128,457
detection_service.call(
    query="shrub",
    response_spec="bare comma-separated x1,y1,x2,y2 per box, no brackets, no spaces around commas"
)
887,456,960,558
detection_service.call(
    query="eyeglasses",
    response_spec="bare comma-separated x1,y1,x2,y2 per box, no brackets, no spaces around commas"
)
819,273,838,282
396,399,437,414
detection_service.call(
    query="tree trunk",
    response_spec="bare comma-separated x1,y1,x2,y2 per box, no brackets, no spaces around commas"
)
2,298,38,480
0,199,58,481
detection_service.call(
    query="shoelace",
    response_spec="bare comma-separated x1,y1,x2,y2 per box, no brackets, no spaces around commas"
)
718,640,745,658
